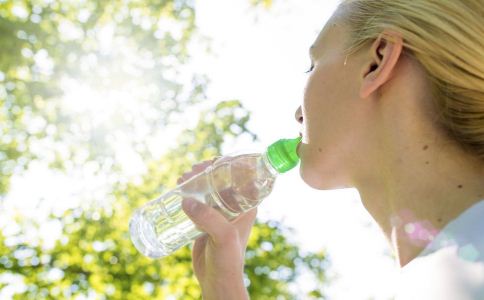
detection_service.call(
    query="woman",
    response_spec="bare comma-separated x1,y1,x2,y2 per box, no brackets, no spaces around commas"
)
181,0,484,298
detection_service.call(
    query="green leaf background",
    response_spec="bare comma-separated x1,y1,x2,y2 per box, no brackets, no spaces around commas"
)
0,1,330,299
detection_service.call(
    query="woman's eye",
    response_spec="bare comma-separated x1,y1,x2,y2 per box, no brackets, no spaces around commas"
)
305,64,314,73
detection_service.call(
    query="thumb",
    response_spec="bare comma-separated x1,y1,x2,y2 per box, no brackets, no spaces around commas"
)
182,198,235,245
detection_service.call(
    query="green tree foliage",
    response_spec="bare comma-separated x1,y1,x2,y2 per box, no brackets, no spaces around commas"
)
1,0,330,299
1,101,328,299
250,0,274,8
0,0,202,196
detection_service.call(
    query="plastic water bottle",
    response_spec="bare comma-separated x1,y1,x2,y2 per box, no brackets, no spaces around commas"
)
129,137,301,258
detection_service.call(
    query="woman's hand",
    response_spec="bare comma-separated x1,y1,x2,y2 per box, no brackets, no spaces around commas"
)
179,159,256,300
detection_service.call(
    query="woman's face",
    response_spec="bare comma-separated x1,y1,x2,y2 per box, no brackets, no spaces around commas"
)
295,15,370,189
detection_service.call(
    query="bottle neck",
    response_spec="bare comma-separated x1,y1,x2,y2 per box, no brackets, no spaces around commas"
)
262,151,281,177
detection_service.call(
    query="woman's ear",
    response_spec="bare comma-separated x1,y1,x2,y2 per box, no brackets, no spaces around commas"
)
360,32,403,99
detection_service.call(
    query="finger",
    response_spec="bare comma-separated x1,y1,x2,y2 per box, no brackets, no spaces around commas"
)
232,207,258,228
192,234,208,258
212,155,232,165
191,234,208,272
178,159,217,184
188,156,231,184
232,208,258,244
177,172,195,184
182,198,236,245
191,160,214,173
177,173,189,184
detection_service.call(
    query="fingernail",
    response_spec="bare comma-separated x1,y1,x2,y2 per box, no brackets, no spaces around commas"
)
183,198,199,214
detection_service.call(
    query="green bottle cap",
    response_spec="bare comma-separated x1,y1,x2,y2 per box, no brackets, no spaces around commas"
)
266,137,302,173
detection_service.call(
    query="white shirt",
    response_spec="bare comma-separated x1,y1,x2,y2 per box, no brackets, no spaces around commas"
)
396,200,484,300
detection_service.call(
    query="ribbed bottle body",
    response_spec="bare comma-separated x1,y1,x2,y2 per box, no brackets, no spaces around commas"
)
129,153,278,258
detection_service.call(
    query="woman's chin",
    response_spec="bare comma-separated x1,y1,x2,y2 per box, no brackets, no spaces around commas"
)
299,166,347,190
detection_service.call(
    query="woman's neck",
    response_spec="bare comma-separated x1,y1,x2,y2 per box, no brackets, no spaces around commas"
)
354,130,484,267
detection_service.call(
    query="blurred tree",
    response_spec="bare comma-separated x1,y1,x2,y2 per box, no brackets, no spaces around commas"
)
0,101,328,299
250,0,274,8
0,0,203,196
0,0,330,299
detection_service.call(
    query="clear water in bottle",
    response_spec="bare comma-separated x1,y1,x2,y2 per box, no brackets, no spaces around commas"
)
129,153,278,258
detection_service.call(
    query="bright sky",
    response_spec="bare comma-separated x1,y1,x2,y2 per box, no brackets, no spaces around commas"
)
194,0,399,299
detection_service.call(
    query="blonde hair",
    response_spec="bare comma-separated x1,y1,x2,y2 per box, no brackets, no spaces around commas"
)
339,0,484,159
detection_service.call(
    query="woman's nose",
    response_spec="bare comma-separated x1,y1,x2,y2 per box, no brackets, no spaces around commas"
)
294,106,303,124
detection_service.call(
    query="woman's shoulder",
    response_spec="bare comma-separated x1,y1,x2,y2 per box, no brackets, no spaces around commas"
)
396,245,484,300
396,200,484,299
